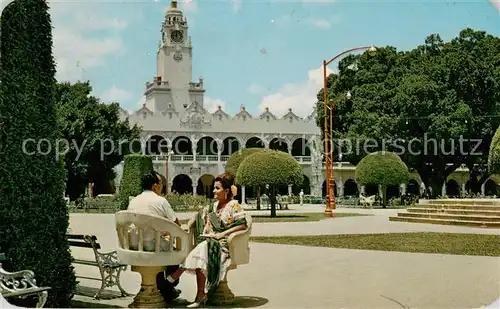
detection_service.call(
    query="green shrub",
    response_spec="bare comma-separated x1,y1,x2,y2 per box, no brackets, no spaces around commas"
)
165,193,211,212
355,151,410,207
118,154,153,209
236,150,303,216
0,0,76,306
225,148,266,175
68,196,120,213
488,126,500,174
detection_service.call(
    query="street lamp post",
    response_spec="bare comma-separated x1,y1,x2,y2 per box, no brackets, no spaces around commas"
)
165,150,174,193
323,46,376,217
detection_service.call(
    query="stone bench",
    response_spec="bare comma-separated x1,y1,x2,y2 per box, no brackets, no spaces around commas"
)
115,211,192,308
186,213,253,305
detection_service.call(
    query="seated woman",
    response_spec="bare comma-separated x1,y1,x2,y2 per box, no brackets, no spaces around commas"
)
163,172,247,308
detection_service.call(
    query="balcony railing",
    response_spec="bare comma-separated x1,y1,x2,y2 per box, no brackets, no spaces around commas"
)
150,155,312,164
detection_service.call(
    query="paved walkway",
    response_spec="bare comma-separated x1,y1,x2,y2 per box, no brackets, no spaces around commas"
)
68,205,500,308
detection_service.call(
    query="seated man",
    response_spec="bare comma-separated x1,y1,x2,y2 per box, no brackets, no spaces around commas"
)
127,170,181,302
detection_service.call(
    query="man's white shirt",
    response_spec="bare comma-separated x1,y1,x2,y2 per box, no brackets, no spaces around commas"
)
127,190,177,251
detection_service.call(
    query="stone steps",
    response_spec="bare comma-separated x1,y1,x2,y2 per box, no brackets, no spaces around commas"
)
389,216,500,228
416,203,500,211
407,207,500,217
398,212,500,222
389,199,500,228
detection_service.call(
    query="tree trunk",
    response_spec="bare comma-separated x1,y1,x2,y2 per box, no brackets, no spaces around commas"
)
382,185,387,208
256,186,261,210
270,187,277,217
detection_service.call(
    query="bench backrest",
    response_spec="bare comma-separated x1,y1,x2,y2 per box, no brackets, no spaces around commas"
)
67,234,101,250
115,211,191,266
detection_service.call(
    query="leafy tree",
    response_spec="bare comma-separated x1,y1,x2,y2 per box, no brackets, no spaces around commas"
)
55,81,142,200
488,126,500,174
225,148,265,208
0,0,76,306
317,28,500,198
225,148,265,174
119,154,154,209
236,150,303,217
355,152,410,207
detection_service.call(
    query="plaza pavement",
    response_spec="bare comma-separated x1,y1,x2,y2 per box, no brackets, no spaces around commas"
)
68,204,500,308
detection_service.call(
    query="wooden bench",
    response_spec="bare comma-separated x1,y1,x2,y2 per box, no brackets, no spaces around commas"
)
0,253,51,307
67,234,129,299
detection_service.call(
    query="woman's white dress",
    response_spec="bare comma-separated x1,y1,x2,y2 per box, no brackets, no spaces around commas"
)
180,199,246,285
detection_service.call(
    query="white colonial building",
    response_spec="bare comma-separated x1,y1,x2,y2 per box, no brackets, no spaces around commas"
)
114,0,499,201
114,1,324,200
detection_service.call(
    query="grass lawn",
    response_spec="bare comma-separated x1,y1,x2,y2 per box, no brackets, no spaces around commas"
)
179,212,368,224
250,232,500,257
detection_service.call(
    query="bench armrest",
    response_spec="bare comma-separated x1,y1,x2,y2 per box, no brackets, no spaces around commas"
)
227,223,251,265
0,264,51,307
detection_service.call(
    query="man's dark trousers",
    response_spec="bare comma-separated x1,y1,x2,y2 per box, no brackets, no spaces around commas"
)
157,265,181,301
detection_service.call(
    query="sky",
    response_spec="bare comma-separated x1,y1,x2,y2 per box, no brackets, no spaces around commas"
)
2,0,500,118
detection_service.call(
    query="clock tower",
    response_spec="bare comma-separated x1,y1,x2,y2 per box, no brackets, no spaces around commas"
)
157,0,192,90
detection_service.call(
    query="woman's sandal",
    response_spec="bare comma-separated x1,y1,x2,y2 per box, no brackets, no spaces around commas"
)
187,293,208,308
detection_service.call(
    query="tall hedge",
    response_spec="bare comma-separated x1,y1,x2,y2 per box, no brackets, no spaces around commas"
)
355,151,410,207
236,150,303,217
488,126,500,175
119,154,154,209
0,0,76,306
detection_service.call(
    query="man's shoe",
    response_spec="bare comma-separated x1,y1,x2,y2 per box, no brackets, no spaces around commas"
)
165,288,181,302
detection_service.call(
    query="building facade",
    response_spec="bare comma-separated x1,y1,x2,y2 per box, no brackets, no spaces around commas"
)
114,1,499,201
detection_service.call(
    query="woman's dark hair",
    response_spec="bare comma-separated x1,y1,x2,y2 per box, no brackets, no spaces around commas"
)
214,172,235,198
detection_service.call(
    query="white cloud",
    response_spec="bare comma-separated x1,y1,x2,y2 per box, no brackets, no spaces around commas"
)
257,66,334,118
204,97,226,113
101,86,133,103
49,1,127,82
179,0,199,13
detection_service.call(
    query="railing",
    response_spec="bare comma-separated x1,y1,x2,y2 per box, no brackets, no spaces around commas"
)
150,155,312,164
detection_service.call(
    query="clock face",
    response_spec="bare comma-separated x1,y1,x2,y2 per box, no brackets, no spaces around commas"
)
170,30,183,43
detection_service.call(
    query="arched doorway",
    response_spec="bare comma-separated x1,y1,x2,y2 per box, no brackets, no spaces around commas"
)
245,137,265,148
407,179,420,195
364,184,378,196
293,175,310,195
344,179,358,196
145,135,168,155
291,138,311,157
446,179,460,197
387,184,400,200
269,138,288,153
221,137,240,155
171,174,192,195
484,179,498,196
322,180,337,197
197,174,215,198
171,136,193,155
196,137,218,156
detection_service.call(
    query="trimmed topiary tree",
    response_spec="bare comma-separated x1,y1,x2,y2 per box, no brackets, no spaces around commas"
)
355,151,410,208
0,0,77,306
225,148,266,174
236,150,303,217
118,154,154,209
488,126,500,175
226,148,266,208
